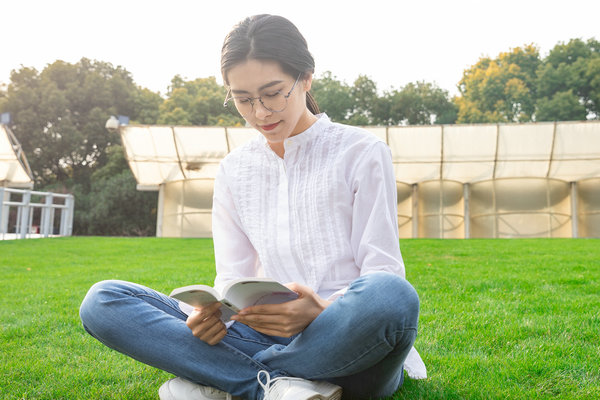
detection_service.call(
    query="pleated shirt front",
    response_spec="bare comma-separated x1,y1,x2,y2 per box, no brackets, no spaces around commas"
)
212,114,404,300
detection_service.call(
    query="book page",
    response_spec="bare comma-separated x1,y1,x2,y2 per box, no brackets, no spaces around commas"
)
222,278,298,310
169,284,237,323
169,284,220,308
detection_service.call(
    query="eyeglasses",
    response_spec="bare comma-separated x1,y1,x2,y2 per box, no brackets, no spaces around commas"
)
223,74,302,117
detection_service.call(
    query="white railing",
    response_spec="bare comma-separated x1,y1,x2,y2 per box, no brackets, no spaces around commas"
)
0,187,74,240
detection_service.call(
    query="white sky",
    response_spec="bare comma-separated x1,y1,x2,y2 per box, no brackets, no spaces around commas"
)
2,0,598,97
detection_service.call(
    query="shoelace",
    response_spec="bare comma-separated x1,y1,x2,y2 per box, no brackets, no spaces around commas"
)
259,370,303,400
257,370,275,400
257,370,313,400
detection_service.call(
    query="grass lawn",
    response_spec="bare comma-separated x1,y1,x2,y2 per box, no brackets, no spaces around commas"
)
1,237,599,399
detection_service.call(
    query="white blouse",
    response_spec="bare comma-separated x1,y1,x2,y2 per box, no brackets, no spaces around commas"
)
211,114,427,380
212,114,404,299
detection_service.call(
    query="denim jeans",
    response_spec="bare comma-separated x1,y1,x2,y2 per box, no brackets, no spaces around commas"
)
79,272,419,399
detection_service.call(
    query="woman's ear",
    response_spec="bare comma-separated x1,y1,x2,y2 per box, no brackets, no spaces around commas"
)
303,73,313,92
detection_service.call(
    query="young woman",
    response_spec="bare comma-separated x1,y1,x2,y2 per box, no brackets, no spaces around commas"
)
80,14,422,400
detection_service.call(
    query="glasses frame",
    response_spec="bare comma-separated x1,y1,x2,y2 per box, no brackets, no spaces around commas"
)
223,74,302,116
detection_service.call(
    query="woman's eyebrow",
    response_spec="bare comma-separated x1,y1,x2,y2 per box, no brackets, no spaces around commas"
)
231,80,284,95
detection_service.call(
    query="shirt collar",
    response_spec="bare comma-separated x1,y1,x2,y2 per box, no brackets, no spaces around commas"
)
259,113,330,153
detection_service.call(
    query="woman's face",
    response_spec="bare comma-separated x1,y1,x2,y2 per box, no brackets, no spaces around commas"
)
226,59,315,148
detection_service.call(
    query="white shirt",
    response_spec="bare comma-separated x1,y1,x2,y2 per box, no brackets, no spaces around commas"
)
211,114,427,380
212,114,404,299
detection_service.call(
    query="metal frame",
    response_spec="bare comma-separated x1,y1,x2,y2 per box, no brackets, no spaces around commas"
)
0,187,74,240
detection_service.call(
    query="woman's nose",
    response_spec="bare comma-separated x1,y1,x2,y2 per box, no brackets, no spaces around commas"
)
254,101,272,119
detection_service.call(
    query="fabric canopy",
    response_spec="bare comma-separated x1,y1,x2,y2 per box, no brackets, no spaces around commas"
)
0,125,33,188
121,120,600,188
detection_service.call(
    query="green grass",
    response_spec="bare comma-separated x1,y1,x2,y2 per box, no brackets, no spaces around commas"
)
1,237,599,399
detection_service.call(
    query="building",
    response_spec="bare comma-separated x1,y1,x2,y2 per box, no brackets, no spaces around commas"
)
119,121,600,238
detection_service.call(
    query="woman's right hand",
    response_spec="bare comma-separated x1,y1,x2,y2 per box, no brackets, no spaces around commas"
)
185,302,227,345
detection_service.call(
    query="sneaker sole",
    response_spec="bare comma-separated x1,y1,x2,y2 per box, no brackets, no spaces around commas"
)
311,385,342,400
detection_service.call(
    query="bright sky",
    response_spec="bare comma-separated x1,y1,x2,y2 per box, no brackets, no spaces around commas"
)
2,0,598,97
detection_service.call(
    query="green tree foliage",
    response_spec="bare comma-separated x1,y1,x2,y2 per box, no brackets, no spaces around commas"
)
158,76,243,126
67,145,156,236
457,38,599,123
134,87,163,124
457,45,540,123
535,90,587,121
0,58,161,236
383,82,458,125
73,145,156,236
310,72,353,122
347,75,379,125
312,72,455,126
0,58,161,187
535,38,600,120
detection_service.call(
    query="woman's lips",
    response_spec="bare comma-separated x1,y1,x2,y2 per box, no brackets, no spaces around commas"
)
261,121,280,131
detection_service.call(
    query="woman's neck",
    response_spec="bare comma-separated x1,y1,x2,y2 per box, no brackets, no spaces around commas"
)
270,110,318,158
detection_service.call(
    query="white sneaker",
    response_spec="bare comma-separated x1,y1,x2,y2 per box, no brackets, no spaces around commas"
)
258,370,342,400
159,377,237,400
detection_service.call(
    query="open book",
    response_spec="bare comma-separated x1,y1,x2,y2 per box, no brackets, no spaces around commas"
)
169,277,299,323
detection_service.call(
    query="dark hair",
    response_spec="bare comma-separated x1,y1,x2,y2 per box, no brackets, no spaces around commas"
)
221,14,320,115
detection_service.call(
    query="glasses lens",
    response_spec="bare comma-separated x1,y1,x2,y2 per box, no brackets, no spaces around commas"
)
225,98,246,117
225,91,290,117
262,92,287,112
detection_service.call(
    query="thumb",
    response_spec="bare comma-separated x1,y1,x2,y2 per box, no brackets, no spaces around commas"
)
284,282,312,297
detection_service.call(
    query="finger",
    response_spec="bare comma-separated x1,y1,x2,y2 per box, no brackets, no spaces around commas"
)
198,302,223,317
205,326,227,345
236,317,301,336
203,320,227,344
284,282,311,296
193,316,225,339
249,324,298,338
187,303,222,327
239,302,291,316
199,319,227,343
195,314,223,332
234,312,284,326
284,282,302,293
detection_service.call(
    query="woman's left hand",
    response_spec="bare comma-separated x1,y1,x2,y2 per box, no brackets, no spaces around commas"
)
230,282,331,337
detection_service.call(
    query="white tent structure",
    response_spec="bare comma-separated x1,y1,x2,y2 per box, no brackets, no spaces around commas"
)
1,124,74,239
120,120,600,238
0,123,33,188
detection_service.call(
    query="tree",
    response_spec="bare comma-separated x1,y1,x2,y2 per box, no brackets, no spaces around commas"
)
0,58,161,187
85,145,156,235
348,75,379,125
0,58,163,236
310,71,354,122
535,38,600,120
312,72,455,126
158,76,243,126
457,45,541,123
456,38,599,123
385,82,457,125
65,145,157,236
134,87,163,124
535,90,587,121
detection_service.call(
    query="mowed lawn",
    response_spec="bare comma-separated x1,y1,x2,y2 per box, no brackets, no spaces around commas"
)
1,237,598,399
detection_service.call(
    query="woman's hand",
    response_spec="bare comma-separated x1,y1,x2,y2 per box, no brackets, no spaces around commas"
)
230,282,331,337
186,302,227,345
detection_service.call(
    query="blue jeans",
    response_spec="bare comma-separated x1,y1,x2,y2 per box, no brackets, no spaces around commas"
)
79,272,419,399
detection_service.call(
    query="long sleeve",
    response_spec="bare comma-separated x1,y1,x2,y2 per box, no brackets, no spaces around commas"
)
350,141,405,278
212,164,259,294
327,141,404,301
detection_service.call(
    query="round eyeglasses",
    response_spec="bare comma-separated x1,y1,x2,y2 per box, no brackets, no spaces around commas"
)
223,74,301,117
